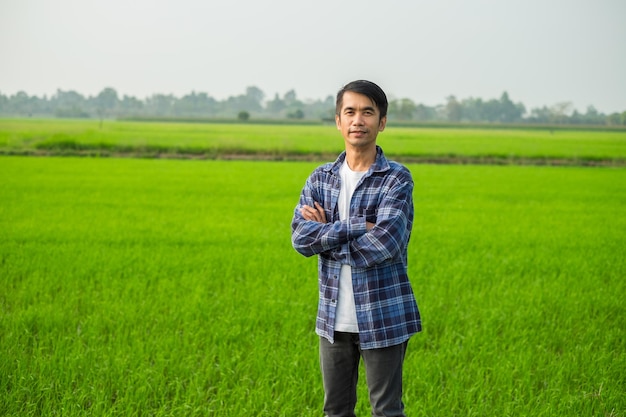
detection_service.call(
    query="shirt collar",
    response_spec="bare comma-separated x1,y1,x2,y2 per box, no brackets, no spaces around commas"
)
325,146,390,175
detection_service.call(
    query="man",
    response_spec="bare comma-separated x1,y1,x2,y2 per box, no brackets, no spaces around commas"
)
291,80,422,417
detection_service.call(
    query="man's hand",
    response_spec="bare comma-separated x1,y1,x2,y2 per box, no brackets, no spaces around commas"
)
301,201,327,223
301,202,376,230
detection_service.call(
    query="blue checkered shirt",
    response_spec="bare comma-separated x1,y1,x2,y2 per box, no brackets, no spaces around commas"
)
291,146,422,349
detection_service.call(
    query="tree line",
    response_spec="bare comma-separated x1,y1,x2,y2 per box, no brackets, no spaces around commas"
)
1,86,625,126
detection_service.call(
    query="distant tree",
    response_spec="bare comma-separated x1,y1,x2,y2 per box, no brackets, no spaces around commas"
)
8,91,37,117
238,110,250,121
223,86,265,114
145,94,175,116
119,95,144,115
298,94,336,121
414,104,438,121
460,97,484,122
52,89,85,107
311,95,336,121
498,92,525,122
387,99,399,119
528,106,551,123
528,102,574,124
581,106,605,125
0,93,8,113
282,89,306,119
95,87,119,126
606,112,623,126
445,95,462,122
284,89,297,106
266,93,286,115
287,109,304,119
174,91,217,116
550,102,573,124
2,86,621,126
52,89,88,118
481,98,499,122
570,109,583,124
245,86,265,107
96,87,118,111
389,98,416,121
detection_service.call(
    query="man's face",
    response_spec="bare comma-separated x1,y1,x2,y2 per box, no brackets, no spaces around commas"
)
335,91,387,149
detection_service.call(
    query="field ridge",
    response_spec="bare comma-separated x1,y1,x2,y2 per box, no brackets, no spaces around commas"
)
2,148,624,167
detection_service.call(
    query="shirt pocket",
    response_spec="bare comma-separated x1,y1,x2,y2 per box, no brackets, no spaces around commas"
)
359,207,378,224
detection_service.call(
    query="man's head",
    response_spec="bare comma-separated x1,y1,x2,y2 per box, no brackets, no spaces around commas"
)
335,80,388,151
335,80,388,120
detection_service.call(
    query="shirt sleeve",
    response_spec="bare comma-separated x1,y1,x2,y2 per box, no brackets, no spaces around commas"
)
331,178,414,268
291,173,368,258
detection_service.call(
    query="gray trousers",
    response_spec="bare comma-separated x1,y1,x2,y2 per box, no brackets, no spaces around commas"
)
319,332,408,417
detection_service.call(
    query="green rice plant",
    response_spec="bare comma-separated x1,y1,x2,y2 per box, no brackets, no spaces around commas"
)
386,127,626,161
1,156,624,416
408,164,626,416
1,119,625,164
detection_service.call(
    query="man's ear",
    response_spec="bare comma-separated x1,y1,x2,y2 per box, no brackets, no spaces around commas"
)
335,114,341,130
378,116,387,132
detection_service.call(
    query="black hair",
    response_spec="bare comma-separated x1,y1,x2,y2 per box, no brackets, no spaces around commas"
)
335,80,388,119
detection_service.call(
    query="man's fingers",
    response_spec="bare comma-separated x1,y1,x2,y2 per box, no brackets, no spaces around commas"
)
301,205,318,221
314,202,326,222
301,203,325,222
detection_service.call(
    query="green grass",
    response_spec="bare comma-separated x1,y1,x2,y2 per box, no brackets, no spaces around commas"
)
1,118,625,164
1,156,624,416
412,165,626,415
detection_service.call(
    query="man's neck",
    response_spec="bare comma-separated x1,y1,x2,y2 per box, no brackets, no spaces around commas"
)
345,145,376,172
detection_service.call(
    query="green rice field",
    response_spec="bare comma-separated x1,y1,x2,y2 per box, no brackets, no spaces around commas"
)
1,118,626,164
1,119,625,416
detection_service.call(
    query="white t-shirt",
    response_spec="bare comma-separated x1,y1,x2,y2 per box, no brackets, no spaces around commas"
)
335,161,367,333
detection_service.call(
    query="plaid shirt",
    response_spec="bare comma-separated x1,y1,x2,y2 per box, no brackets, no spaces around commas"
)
291,146,421,349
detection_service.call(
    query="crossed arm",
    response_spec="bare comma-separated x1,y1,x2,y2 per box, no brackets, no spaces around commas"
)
300,202,375,231
292,172,413,267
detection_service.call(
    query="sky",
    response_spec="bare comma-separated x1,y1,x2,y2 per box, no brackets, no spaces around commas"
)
1,0,625,114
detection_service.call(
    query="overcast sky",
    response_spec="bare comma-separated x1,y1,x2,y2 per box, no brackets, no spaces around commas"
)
1,0,625,113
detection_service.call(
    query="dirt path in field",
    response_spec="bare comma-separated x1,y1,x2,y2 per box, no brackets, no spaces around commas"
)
218,153,623,167
3,149,624,167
